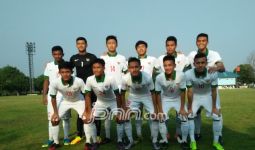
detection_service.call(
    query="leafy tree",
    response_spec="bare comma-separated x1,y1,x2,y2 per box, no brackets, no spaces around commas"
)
235,64,255,84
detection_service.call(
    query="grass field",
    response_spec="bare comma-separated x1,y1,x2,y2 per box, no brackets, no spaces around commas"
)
0,89,255,150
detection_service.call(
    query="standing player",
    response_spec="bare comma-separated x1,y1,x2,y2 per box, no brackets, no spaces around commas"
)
186,53,224,150
84,58,126,150
49,61,97,150
100,35,127,144
156,36,190,142
155,55,189,150
187,33,225,143
42,46,71,148
134,40,158,141
70,37,100,144
121,57,160,150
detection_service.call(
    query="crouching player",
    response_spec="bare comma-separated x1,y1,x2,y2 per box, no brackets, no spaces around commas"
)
186,53,224,150
49,61,97,150
84,58,126,150
155,55,189,150
121,57,160,150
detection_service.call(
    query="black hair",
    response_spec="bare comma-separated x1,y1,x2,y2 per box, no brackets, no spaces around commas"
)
135,40,148,49
51,45,63,53
163,55,175,64
196,33,208,41
128,57,141,66
92,58,105,67
106,35,118,44
76,37,87,44
194,53,207,61
165,36,177,45
58,61,74,71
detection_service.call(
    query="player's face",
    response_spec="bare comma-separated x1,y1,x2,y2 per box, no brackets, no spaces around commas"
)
196,36,208,50
163,60,176,75
76,40,87,53
106,39,117,53
194,57,208,72
166,41,177,54
93,63,105,77
59,68,72,81
128,61,141,77
52,50,63,62
136,44,147,56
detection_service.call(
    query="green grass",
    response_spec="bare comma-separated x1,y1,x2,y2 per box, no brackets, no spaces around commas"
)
0,89,255,150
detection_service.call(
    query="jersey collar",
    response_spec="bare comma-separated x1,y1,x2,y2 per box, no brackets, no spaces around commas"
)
166,51,177,58
194,68,207,78
197,48,209,57
131,72,142,84
165,70,176,81
54,59,64,65
95,74,105,83
138,55,147,59
107,52,118,57
61,76,74,87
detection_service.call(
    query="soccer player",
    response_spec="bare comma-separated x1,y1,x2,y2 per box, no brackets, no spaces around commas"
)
121,57,160,150
187,33,225,143
186,53,224,150
84,58,126,150
42,46,71,148
49,61,97,150
156,36,190,142
134,40,158,142
100,35,127,144
155,55,189,150
70,37,100,144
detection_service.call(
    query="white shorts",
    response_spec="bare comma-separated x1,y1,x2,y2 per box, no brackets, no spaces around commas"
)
190,94,220,118
161,97,187,120
57,100,85,119
47,95,71,120
93,100,118,118
127,96,155,114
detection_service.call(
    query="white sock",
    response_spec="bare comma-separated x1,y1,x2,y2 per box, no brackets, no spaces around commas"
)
51,124,60,144
48,121,53,141
151,120,159,143
135,119,142,137
62,119,70,139
84,123,97,143
188,119,195,142
124,121,133,143
158,121,168,143
105,119,111,139
117,123,124,142
194,113,201,134
181,121,189,142
213,117,222,143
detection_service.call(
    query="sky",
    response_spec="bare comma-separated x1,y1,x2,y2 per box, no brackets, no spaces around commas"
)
1,0,255,76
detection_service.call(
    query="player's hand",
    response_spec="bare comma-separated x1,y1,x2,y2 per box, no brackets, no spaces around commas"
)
212,107,219,115
51,113,59,126
42,96,48,105
83,112,93,124
208,66,218,73
158,112,165,122
179,108,188,117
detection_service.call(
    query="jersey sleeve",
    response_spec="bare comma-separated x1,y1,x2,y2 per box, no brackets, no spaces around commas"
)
121,77,128,91
211,51,222,65
211,72,218,88
49,81,57,98
111,77,119,91
155,76,162,93
80,79,86,94
179,73,186,91
84,78,92,93
149,77,155,91
43,63,49,78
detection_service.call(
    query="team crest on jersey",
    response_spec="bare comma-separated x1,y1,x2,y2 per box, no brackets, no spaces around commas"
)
117,62,120,65
148,62,151,65
86,58,90,62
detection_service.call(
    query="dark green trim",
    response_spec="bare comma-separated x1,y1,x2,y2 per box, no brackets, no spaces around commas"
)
138,55,147,59
95,74,105,83
54,59,64,65
166,51,177,58
44,75,49,80
131,72,142,84
165,71,176,81
114,89,120,95
121,89,126,93
198,48,209,57
84,90,91,95
180,88,186,92
61,76,74,87
50,95,56,98
155,91,161,94
107,52,118,57
183,64,192,72
211,85,218,88
194,68,207,78
186,85,192,88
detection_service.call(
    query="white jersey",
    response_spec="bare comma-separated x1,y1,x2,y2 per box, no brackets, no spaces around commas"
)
121,71,154,99
156,52,190,72
85,74,119,102
101,53,127,86
155,71,186,100
185,68,218,96
139,56,157,76
49,76,85,102
188,49,222,68
44,61,62,100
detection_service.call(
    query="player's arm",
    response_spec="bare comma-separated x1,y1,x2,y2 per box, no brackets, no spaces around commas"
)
49,83,59,126
154,77,163,121
187,87,193,115
180,89,187,116
211,73,219,115
42,77,49,105
84,91,92,123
